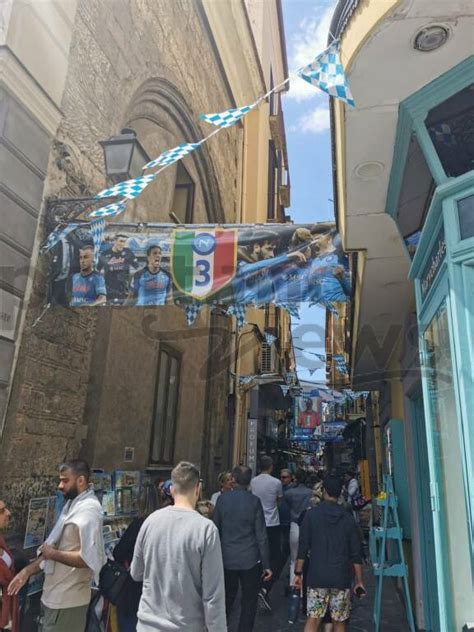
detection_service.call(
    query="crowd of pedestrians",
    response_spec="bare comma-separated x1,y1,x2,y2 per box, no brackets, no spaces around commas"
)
0,456,365,632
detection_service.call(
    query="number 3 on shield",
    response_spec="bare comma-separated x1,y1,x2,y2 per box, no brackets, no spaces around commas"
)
195,259,210,286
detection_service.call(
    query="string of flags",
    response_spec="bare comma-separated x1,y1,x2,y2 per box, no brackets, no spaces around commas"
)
277,303,300,319
226,304,247,329
90,219,106,265
264,332,277,347
41,224,78,252
89,39,354,218
297,40,355,107
333,354,348,375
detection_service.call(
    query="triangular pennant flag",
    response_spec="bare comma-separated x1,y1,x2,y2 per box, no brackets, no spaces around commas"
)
200,103,256,128
277,303,300,319
96,173,158,200
239,375,256,387
143,143,201,170
297,40,355,107
183,300,204,327
280,385,290,397
264,332,277,346
308,368,317,376
90,219,106,265
226,304,247,328
88,200,128,219
41,224,78,252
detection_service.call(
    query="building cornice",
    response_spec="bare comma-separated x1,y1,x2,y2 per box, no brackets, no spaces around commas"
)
0,46,62,137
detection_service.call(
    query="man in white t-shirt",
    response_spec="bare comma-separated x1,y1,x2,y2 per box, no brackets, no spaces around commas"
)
250,455,283,610
8,460,105,632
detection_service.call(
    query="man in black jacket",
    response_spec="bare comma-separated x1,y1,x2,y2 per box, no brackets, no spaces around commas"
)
293,474,365,632
213,465,272,632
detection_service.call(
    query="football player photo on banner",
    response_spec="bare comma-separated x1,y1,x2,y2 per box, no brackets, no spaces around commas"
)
45,222,350,308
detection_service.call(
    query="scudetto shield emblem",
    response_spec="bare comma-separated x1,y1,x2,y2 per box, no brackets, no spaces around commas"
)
171,228,238,300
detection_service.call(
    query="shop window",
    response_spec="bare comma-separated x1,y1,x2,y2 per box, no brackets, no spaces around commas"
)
171,162,195,223
458,194,474,240
150,345,181,464
396,133,435,259
426,84,474,178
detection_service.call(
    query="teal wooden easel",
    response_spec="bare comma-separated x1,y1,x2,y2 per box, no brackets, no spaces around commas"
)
370,475,416,632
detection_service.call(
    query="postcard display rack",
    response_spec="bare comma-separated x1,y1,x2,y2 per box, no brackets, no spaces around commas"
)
92,469,142,557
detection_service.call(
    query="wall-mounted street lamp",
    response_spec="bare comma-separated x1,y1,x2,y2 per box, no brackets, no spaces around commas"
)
46,128,150,227
99,128,149,183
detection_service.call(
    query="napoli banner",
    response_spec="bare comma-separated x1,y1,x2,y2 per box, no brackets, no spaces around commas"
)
45,222,350,308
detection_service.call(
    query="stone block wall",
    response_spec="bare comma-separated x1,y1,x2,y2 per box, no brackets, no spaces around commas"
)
0,0,247,535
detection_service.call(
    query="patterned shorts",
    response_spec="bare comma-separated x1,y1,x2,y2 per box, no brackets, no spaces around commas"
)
307,587,351,622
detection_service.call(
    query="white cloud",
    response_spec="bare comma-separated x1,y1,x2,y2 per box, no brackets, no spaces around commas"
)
287,1,338,102
292,106,330,134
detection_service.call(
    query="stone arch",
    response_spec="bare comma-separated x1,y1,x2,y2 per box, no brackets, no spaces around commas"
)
124,77,225,224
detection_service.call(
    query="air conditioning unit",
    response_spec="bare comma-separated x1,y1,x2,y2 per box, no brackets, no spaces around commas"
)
260,342,277,374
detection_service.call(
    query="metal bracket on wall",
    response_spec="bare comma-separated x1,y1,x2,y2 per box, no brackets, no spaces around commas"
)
45,196,118,232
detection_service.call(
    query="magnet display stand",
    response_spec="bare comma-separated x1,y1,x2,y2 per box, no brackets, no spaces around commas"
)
370,474,416,632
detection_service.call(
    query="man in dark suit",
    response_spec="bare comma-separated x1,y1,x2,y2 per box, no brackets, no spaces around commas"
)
213,465,272,632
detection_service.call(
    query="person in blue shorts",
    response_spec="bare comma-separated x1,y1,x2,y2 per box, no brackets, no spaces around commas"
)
69,245,106,306
233,230,307,305
306,230,351,304
130,245,172,306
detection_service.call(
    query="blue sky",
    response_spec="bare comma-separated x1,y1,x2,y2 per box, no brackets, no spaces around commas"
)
281,0,338,383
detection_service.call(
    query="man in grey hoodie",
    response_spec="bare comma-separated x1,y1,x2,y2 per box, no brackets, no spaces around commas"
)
131,461,227,631
293,474,365,632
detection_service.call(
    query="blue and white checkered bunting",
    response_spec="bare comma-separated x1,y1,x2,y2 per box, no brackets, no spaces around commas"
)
333,354,348,375
96,173,157,200
144,143,201,170
264,332,277,347
183,300,204,327
90,219,106,265
226,304,247,328
280,385,290,397
41,224,78,252
308,368,317,376
277,303,300,319
200,104,255,129
239,375,256,387
297,40,355,108
89,200,127,219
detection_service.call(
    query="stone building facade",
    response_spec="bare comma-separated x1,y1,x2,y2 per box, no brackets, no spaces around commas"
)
0,0,290,537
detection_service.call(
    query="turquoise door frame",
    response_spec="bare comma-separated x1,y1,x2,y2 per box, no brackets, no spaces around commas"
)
384,56,474,629
409,390,440,631
416,274,454,631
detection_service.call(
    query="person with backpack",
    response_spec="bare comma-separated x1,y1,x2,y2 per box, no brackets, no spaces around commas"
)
112,483,159,632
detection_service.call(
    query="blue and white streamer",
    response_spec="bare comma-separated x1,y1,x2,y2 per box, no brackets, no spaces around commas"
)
226,304,247,329
143,143,201,170
277,303,300,319
96,173,158,200
184,300,204,326
89,200,128,219
264,332,277,347
333,354,348,375
41,224,78,252
200,104,256,129
297,40,355,107
90,219,106,265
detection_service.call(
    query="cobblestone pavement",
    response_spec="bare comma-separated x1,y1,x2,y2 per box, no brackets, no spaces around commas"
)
229,563,413,632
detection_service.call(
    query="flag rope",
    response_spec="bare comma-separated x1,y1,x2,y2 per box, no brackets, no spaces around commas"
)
90,38,353,218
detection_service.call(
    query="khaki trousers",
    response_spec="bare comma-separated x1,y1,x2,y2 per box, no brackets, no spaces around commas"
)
40,603,89,632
